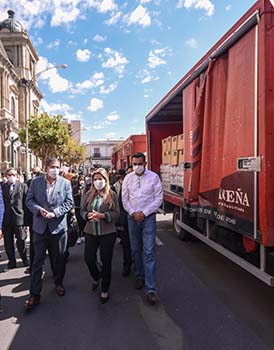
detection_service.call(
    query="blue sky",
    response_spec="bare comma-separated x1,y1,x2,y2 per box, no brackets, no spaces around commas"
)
0,0,255,142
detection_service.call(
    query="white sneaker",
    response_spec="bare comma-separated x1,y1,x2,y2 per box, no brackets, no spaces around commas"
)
81,236,85,243
76,237,82,245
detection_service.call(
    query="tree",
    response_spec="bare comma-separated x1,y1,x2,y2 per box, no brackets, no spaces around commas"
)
61,137,86,166
19,113,71,164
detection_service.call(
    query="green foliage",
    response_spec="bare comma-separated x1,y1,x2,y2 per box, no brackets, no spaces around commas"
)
19,112,83,164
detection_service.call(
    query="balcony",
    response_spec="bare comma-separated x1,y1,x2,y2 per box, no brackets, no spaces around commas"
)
93,153,101,158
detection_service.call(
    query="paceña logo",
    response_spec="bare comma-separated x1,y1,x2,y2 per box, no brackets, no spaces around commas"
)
218,187,250,207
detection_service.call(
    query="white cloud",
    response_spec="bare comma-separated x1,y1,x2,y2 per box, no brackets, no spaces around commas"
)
51,6,81,26
73,72,105,94
178,0,215,16
106,111,120,122
100,82,118,94
148,48,167,68
88,98,104,112
139,69,159,84
92,110,120,130
126,5,151,27
140,0,152,3
47,39,60,49
76,48,91,62
83,38,88,45
105,11,122,25
87,0,117,13
36,56,70,93
102,48,129,75
40,100,72,114
185,37,198,48
225,4,232,11
93,34,106,42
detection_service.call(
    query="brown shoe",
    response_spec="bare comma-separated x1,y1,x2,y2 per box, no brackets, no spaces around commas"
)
56,284,66,296
146,292,157,305
25,295,40,310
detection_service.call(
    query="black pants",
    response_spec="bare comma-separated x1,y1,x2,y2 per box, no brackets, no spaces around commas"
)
75,208,86,237
117,225,132,269
30,227,67,296
3,224,27,265
84,233,116,293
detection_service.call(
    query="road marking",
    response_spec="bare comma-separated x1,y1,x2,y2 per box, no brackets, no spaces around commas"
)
156,236,164,246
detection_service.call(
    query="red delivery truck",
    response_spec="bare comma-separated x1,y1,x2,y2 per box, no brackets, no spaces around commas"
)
146,0,274,286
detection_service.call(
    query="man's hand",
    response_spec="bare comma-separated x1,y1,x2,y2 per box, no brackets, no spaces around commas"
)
132,211,145,222
40,208,55,219
45,212,56,219
0,229,2,240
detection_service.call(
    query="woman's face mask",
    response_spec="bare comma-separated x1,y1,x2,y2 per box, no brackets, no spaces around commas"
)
79,180,85,186
94,178,106,191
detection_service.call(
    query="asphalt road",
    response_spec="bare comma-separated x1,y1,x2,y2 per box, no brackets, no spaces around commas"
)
0,214,274,350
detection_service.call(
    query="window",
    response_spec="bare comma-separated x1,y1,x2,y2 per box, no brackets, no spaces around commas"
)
10,97,15,117
93,147,100,157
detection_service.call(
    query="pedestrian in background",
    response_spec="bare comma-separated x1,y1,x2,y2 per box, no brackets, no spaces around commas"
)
81,168,119,304
2,168,29,270
112,169,132,277
122,152,163,305
25,158,74,310
72,175,86,244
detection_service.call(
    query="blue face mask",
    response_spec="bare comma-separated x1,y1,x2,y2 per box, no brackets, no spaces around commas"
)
94,179,106,190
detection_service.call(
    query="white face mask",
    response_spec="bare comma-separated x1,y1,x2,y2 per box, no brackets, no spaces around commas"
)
133,165,145,175
79,180,85,186
94,179,106,191
48,168,59,179
8,175,17,184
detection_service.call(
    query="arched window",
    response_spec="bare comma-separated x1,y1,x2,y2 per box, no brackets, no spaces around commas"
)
10,96,15,117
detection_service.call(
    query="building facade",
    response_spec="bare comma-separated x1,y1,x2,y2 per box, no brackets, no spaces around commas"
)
112,134,147,170
0,10,42,174
83,139,124,173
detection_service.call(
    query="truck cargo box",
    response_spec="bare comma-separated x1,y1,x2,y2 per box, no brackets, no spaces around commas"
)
146,0,274,249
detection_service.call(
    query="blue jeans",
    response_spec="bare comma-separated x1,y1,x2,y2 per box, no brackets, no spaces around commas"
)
128,214,156,294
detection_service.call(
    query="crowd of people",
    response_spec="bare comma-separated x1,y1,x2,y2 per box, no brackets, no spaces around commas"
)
0,152,163,309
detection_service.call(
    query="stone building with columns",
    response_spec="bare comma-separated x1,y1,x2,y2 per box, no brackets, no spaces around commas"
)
0,10,42,175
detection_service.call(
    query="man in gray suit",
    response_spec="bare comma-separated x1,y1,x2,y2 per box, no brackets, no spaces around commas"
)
25,158,74,310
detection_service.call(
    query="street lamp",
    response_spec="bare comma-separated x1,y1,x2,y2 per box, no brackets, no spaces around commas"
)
20,63,67,180
3,131,20,167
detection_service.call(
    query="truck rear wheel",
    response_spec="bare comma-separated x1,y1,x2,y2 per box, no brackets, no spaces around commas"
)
172,207,189,241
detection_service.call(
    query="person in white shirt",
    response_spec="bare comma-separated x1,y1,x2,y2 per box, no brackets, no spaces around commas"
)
122,152,163,305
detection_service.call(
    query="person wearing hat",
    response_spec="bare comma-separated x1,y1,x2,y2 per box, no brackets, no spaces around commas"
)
112,169,132,276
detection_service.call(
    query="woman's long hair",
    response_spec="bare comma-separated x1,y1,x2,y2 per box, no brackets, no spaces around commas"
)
86,168,115,209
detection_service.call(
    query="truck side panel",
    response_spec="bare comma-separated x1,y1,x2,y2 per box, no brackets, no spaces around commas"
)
183,27,257,239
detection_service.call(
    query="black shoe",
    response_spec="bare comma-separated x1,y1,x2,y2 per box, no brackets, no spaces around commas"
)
23,259,29,267
134,277,145,290
122,266,131,277
146,292,157,305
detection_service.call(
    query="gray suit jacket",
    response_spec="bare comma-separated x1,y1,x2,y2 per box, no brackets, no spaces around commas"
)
26,175,74,234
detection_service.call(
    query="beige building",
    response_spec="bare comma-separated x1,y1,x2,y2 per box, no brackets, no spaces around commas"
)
83,139,124,173
63,119,82,144
0,10,42,175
